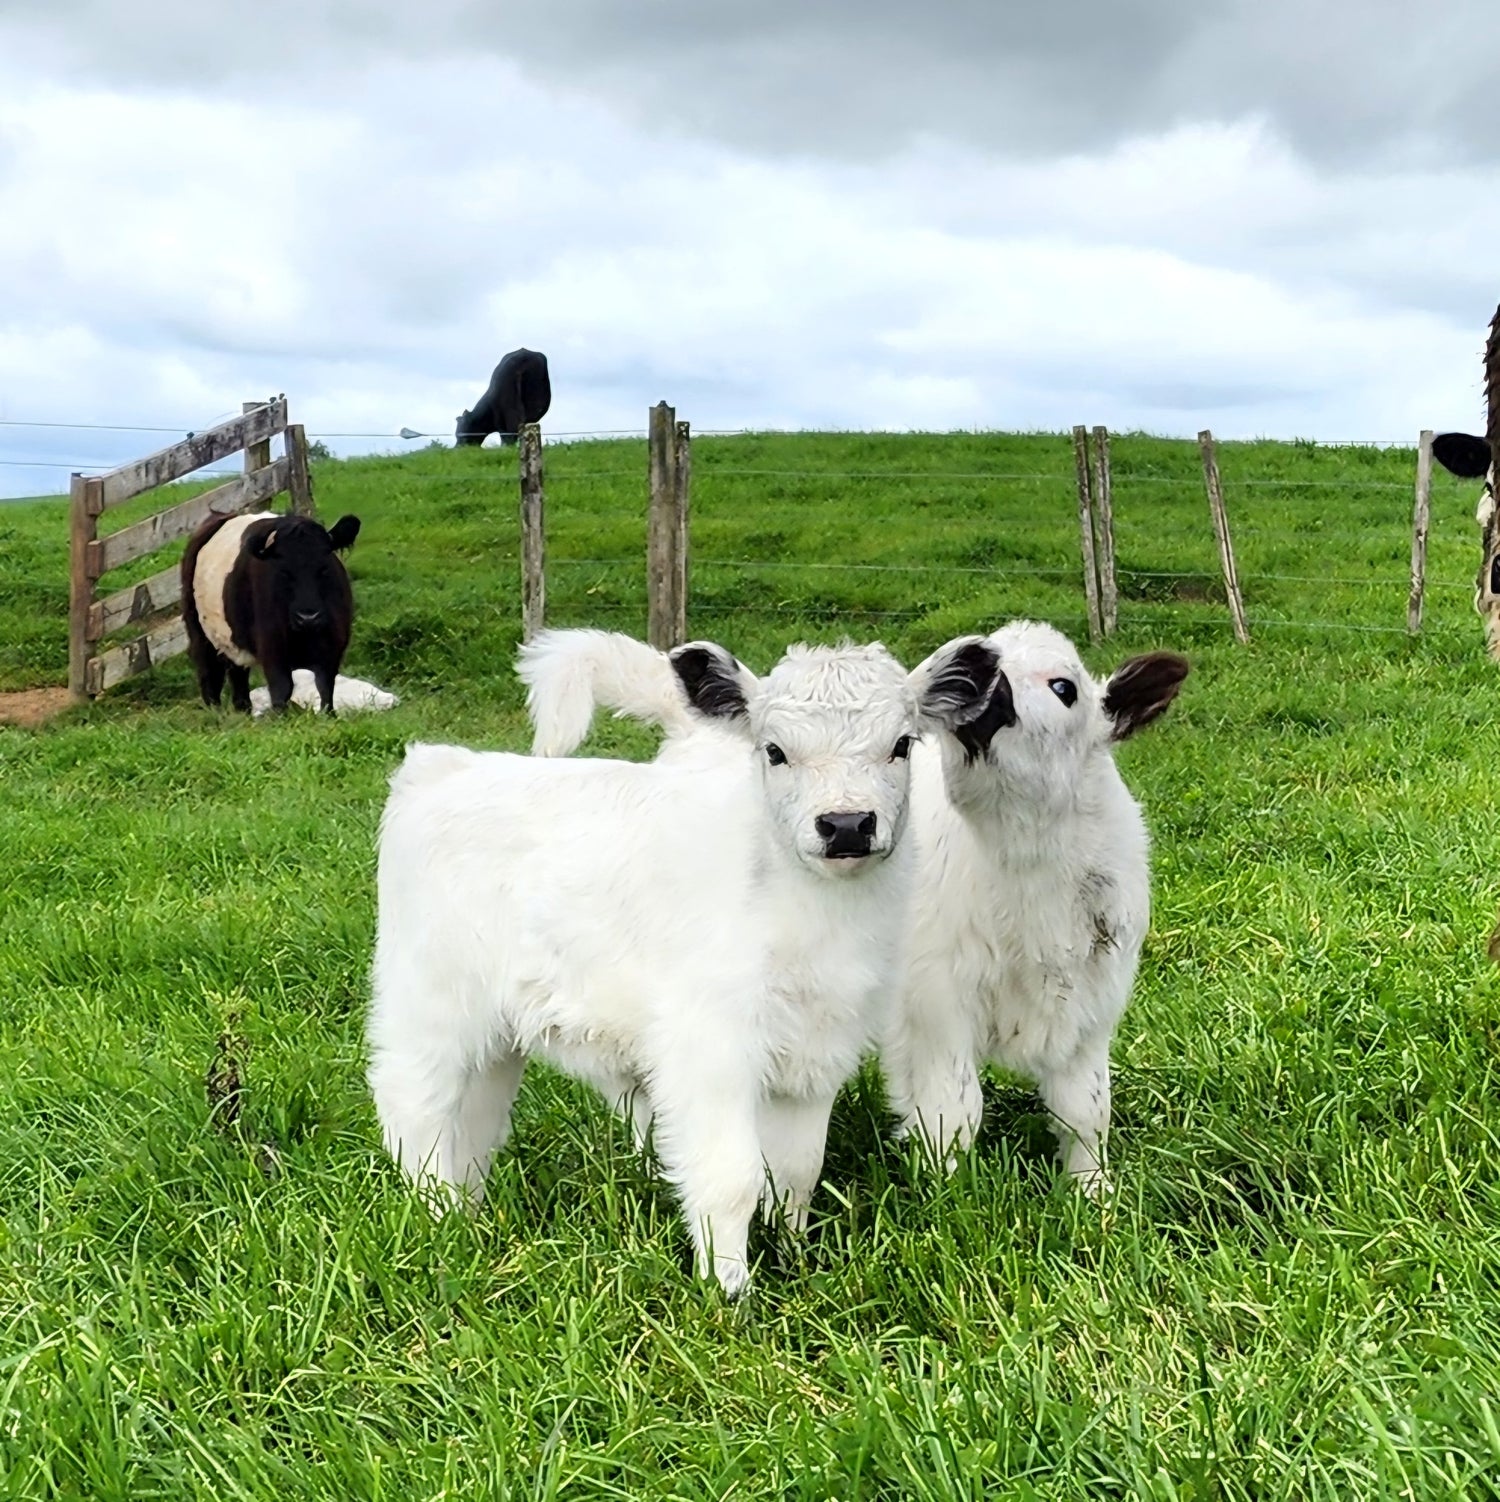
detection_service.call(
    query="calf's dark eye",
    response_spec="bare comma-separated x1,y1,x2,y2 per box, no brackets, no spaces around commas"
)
765,744,787,766
1048,678,1078,707
890,735,913,761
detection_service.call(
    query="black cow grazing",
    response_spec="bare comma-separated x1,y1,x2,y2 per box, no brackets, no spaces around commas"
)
181,509,361,714
455,348,551,447
1433,304,1500,660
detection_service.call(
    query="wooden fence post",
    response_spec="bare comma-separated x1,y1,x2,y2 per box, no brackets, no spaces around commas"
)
243,399,273,476
1197,430,1251,645
673,420,691,643
647,401,683,650
1091,425,1117,637
519,422,546,642
1072,425,1102,643
1408,429,1434,635
285,424,316,518
67,474,104,701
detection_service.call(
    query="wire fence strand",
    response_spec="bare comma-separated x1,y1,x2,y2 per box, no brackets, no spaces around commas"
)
537,597,1470,639
543,557,1483,591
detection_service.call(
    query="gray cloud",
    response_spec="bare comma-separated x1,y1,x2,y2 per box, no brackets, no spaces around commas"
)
509,0,1500,169
5,0,1497,168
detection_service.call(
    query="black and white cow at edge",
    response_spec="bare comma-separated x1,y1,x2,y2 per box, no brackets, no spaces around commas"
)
456,348,552,447
1433,304,1500,661
181,510,361,714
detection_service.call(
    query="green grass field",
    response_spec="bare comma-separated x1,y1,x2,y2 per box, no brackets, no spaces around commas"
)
3,431,1500,1499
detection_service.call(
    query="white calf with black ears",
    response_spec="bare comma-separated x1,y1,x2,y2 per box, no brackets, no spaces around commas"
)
371,630,990,1298
519,621,1189,1202
886,621,1188,1194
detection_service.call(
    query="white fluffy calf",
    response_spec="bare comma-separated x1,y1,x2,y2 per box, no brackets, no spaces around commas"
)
885,622,1188,1192
535,621,1187,1197
368,631,996,1295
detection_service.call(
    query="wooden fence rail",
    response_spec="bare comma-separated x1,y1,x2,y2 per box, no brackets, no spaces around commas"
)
68,396,315,700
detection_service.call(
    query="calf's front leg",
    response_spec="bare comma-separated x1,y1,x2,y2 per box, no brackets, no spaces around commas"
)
1036,1036,1113,1198
650,1061,763,1298
757,1093,836,1236
886,1000,984,1173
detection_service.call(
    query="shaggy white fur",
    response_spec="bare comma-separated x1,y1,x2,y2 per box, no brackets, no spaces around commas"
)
528,621,1188,1199
368,632,998,1295
885,622,1187,1194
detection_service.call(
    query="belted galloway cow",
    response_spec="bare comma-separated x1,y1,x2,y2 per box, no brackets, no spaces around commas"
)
181,509,361,714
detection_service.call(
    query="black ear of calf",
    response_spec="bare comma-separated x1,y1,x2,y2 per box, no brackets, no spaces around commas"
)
1103,651,1190,741
922,639,999,722
1433,432,1494,480
955,674,1017,763
327,515,361,550
670,643,747,721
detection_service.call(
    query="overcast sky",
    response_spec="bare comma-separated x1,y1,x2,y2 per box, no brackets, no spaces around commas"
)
2,0,1498,498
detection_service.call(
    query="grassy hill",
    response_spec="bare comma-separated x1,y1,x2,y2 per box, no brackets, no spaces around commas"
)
3,431,1499,1498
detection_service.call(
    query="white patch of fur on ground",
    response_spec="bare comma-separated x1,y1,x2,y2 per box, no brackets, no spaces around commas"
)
249,671,399,716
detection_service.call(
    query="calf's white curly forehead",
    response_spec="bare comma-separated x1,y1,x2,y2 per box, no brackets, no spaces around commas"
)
757,642,911,703
751,642,917,747
991,619,1085,671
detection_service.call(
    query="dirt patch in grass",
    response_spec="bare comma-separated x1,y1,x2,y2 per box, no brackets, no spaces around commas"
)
0,686,72,727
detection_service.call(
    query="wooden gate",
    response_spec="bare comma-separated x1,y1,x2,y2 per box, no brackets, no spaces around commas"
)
67,398,316,700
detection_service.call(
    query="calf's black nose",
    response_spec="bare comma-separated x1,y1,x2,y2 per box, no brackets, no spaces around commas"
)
815,811,877,857
293,610,325,628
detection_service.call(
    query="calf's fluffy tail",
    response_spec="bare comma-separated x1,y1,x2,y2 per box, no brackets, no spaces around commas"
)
517,628,692,756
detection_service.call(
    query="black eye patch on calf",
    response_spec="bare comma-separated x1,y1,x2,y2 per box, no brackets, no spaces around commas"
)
953,675,1018,763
